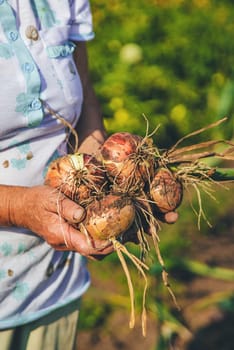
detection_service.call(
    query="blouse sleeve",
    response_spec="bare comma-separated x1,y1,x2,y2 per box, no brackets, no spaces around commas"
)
69,0,95,41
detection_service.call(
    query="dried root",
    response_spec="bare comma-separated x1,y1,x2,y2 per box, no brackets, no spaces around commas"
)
111,238,149,337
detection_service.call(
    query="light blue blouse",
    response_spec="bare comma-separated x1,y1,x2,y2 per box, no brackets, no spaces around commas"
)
0,0,94,329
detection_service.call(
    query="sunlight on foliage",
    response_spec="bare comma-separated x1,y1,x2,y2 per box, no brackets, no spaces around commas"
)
88,0,234,143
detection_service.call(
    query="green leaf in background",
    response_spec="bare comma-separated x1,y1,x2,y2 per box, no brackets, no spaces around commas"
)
89,0,234,146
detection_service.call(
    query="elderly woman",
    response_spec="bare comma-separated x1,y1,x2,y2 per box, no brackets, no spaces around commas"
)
0,1,113,349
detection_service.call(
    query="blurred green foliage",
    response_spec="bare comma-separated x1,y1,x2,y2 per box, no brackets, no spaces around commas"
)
88,0,234,146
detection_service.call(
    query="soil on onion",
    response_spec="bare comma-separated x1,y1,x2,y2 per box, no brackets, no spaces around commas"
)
76,204,234,350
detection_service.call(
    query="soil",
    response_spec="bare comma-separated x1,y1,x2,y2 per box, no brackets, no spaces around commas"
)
76,201,234,350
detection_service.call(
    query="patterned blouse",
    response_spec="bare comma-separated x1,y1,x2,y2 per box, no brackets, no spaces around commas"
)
0,0,94,329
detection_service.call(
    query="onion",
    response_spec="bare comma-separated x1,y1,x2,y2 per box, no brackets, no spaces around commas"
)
44,153,107,203
100,132,155,191
79,194,135,241
78,192,150,337
150,168,183,213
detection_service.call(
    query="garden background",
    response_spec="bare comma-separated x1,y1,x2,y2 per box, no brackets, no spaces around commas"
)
77,1,234,349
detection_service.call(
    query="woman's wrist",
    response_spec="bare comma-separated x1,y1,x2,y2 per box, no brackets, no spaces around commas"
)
0,185,28,227
78,128,107,155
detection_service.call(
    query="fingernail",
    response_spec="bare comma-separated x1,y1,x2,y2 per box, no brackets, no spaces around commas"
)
164,211,179,224
73,208,86,222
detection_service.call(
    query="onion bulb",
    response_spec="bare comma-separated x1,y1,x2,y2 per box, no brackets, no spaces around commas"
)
150,168,183,213
45,153,106,203
79,194,135,241
100,132,155,191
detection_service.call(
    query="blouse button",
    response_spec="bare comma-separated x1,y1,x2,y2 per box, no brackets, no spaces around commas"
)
25,25,39,41
30,98,42,111
22,62,35,73
8,31,18,41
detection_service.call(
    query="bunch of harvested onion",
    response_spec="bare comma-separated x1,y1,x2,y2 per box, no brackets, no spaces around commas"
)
44,112,234,336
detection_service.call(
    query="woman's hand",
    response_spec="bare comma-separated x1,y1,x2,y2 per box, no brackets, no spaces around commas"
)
0,185,114,257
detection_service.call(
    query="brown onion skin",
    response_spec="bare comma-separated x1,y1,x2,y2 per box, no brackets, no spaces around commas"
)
150,168,183,213
79,194,136,241
101,132,143,162
44,155,72,192
44,153,106,203
101,132,154,189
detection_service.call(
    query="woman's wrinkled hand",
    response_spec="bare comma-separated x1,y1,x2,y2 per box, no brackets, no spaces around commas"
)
9,185,115,257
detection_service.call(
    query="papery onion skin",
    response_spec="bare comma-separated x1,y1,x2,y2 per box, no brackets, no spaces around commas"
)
150,168,183,214
79,194,136,241
45,153,107,203
44,155,72,192
101,132,155,189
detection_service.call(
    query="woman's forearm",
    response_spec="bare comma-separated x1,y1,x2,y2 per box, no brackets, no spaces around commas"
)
0,184,115,256
73,41,107,154
0,185,28,227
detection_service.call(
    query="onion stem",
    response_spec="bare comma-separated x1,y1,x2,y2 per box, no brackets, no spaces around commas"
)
210,168,234,181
